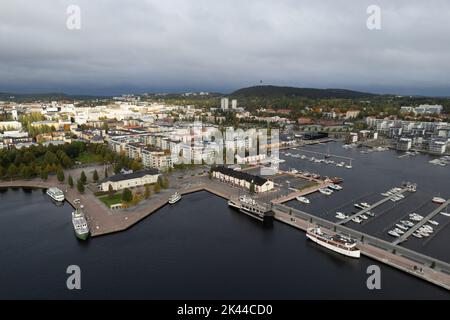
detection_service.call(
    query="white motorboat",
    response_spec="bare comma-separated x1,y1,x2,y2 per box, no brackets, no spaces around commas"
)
440,211,450,217
335,212,347,220
432,197,446,204
296,196,310,204
319,188,333,196
388,230,400,237
352,217,363,224
366,211,375,217
401,220,414,227
412,232,423,239
360,214,369,220
429,220,439,226
396,223,408,231
354,203,365,210
361,202,370,208
394,228,405,235
328,184,342,191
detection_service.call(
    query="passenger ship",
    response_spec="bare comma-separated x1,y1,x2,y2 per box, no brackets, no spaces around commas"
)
46,187,65,202
306,227,360,258
72,206,90,240
168,192,182,204
228,195,273,223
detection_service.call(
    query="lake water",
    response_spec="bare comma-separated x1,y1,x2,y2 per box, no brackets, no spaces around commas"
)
0,182,449,299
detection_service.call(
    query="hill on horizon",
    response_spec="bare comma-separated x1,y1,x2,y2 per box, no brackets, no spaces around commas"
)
230,85,378,99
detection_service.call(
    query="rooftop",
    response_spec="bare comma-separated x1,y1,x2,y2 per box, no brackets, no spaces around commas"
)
102,169,160,183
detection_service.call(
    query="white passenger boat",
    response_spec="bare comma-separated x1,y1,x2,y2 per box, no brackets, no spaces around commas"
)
306,227,360,258
168,192,182,204
46,187,65,202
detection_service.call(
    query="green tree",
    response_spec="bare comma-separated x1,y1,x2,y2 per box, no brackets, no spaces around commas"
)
77,179,85,193
162,176,169,189
40,167,48,181
20,165,33,180
57,167,65,183
7,164,18,179
80,170,87,185
144,184,151,199
122,188,133,203
108,184,115,199
249,182,256,194
68,175,74,188
154,182,161,193
92,169,99,183
0,165,4,178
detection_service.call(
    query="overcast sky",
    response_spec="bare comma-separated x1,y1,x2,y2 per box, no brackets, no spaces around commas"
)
1,0,450,96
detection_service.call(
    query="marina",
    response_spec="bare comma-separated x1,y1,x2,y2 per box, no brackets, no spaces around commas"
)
1,141,450,292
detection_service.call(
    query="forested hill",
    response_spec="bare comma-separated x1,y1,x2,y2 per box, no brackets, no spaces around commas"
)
230,85,378,99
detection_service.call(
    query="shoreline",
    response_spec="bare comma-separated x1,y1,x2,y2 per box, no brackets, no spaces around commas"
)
1,178,450,292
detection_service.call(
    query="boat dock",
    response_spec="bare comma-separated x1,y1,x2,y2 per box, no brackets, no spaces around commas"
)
271,180,330,204
2,176,450,291
272,203,450,291
292,148,354,162
393,199,450,245
337,187,410,225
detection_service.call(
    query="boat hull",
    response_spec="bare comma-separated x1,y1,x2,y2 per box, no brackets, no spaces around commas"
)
75,231,90,241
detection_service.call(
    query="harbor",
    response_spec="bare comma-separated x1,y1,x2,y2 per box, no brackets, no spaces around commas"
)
1,141,450,292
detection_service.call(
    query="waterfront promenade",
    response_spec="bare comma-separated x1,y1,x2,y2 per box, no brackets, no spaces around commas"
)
273,207,450,291
2,170,450,291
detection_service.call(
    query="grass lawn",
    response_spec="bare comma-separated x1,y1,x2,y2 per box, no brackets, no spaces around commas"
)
76,152,104,164
98,193,122,207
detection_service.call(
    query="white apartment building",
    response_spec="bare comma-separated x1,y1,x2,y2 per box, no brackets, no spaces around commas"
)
221,98,229,110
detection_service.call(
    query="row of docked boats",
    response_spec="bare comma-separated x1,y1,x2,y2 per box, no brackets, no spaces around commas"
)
381,187,406,202
319,184,343,196
387,213,440,239
283,152,353,169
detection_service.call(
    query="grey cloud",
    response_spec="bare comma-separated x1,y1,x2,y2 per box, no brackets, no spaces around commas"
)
1,0,450,95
